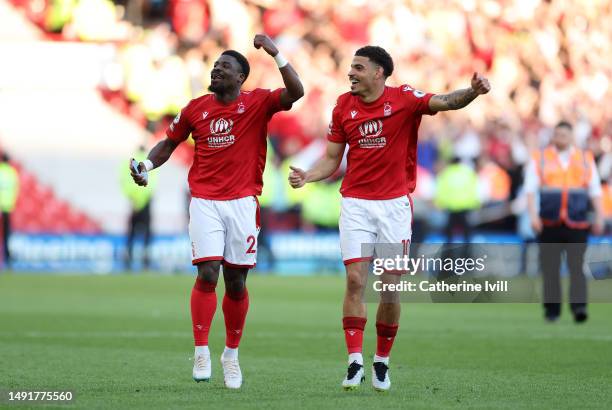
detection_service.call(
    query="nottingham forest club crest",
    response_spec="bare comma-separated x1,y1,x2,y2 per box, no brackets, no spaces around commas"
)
384,102,392,116
207,118,236,148
357,120,386,149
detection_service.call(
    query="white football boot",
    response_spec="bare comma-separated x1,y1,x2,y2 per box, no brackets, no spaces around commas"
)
193,351,211,382
221,355,243,389
342,361,365,390
372,361,391,391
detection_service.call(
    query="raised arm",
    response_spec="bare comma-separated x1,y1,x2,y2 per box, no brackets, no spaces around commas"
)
254,34,304,108
428,72,490,112
130,137,179,186
288,142,346,188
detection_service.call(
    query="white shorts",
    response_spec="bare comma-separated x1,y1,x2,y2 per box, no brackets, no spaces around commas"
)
189,196,260,268
339,195,413,265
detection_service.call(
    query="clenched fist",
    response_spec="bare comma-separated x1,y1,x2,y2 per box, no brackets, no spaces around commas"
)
253,34,279,57
471,72,491,95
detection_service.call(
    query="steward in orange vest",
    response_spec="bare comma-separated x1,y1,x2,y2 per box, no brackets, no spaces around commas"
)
602,181,612,226
532,146,594,229
525,121,604,323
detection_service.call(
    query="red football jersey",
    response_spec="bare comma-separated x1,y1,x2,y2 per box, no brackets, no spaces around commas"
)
167,88,287,200
327,85,436,199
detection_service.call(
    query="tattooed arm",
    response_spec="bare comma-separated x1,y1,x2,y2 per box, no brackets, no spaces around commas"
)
428,72,491,112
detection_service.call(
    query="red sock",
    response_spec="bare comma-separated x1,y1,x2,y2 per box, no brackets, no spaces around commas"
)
376,322,399,357
191,277,217,346
343,316,367,354
222,288,249,348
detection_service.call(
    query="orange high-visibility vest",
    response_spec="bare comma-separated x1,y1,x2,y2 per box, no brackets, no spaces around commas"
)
532,147,593,229
479,162,511,202
603,183,612,220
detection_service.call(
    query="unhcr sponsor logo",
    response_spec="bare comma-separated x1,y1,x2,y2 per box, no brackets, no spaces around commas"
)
357,120,386,148
208,118,236,148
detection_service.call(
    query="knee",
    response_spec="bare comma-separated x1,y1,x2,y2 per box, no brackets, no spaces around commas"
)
196,262,221,285
346,270,366,295
225,276,246,297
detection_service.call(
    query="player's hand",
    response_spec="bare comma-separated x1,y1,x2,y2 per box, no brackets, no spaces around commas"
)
530,215,542,234
592,216,604,236
470,72,491,95
253,34,279,57
129,158,148,187
288,166,307,189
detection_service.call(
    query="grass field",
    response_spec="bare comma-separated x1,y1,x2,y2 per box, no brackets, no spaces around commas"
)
1,274,612,409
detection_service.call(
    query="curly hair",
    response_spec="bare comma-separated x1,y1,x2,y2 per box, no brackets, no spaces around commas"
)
355,46,394,78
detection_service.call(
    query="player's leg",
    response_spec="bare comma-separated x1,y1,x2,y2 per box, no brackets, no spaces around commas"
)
341,261,369,389
221,267,249,354
339,197,376,390
218,196,259,389
191,261,221,381
219,266,249,389
373,272,401,392
189,198,225,382
371,195,412,391
343,261,369,355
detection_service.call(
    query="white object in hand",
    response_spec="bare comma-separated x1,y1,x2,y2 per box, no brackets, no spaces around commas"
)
131,159,149,185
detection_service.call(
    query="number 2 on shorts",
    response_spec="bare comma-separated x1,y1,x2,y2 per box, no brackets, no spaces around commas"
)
246,235,256,254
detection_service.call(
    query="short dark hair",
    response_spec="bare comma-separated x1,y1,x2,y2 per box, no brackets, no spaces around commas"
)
355,46,394,77
221,50,250,83
556,120,573,130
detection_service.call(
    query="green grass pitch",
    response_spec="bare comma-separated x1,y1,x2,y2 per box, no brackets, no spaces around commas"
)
1,274,611,409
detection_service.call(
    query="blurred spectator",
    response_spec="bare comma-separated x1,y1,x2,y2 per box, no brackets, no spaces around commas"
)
435,157,480,243
44,0,77,32
301,178,341,232
121,146,155,270
0,153,19,269
169,0,210,45
603,175,612,235
477,155,511,204
69,0,123,41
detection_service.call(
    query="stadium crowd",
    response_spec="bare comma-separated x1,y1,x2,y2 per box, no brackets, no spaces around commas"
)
10,0,612,238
